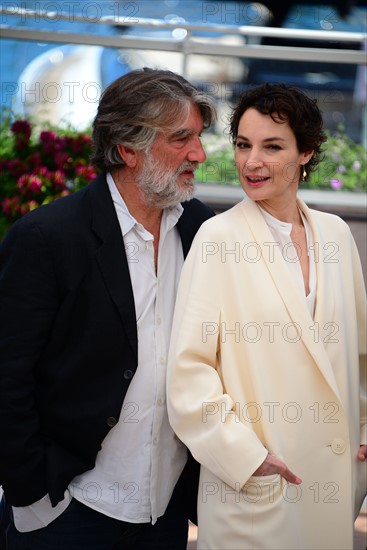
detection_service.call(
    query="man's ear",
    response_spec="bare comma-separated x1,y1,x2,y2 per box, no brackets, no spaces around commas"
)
117,144,138,167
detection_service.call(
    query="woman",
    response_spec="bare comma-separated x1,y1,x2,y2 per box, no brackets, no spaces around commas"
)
167,83,367,549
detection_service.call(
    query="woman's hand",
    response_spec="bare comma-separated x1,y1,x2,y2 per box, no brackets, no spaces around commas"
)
357,444,367,461
252,453,302,484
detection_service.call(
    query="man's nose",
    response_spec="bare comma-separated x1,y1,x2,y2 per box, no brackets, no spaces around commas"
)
187,136,206,163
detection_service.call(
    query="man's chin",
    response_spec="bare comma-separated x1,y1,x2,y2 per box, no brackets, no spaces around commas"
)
142,182,195,209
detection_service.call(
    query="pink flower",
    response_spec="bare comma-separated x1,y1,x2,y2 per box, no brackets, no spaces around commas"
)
28,175,43,193
17,174,43,194
330,178,343,190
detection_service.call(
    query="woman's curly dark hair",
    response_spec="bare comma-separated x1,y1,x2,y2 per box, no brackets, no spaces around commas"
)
229,83,327,180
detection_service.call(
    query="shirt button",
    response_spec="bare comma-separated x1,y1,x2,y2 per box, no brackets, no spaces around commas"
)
107,416,117,427
159,357,165,365
157,398,164,406
331,438,346,454
156,317,162,325
153,437,158,445
123,369,134,380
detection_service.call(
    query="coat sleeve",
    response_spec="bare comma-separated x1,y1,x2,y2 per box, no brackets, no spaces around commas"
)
167,221,268,491
0,219,59,505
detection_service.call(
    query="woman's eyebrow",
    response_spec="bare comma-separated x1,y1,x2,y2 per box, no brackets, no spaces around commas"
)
237,134,287,142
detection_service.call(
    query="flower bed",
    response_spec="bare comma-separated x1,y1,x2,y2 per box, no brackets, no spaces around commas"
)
0,117,97,237
0,116,366,238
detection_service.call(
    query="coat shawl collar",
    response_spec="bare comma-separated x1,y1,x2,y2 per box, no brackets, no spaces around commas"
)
239,197,343,404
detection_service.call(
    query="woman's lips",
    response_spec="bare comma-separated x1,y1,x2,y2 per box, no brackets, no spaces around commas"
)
246,175,270,186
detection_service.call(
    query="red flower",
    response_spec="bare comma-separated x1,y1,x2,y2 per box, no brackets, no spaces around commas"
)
11,120,32,139
54,151,71,170
51,170,67,188
17,174,43,194
2,196,21,218
39,130,56,142
28,176,43,194
11,120,32,152
76,164,97,182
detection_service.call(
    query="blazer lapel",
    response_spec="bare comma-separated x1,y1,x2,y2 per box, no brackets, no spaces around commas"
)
87,175,138,360
239,198,342,403
177,206,197,258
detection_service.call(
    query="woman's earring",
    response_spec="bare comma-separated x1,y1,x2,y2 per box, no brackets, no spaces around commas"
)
302,167,307,181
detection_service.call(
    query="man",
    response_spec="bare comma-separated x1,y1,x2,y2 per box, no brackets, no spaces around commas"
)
0,67,216,549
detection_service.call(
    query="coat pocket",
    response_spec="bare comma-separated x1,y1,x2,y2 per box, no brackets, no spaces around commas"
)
242,473,283,506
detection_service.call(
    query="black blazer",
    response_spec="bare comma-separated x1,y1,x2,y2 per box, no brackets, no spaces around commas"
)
0,174,214,510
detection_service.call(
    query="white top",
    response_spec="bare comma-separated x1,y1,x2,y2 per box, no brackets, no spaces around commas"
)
13,173,187,531
259,205,316,318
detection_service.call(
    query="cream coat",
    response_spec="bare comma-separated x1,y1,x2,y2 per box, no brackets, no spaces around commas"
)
167,197,367,550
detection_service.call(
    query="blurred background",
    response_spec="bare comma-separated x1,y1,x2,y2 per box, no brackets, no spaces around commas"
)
1,0,366,142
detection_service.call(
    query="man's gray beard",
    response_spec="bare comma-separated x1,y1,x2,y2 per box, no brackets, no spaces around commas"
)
135,151,196,209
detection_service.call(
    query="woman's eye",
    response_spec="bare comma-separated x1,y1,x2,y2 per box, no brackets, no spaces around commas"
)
267,144,282,150
236,142,249,149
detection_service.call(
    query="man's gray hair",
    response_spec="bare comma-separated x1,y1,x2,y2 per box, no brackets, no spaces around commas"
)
92,67,216,171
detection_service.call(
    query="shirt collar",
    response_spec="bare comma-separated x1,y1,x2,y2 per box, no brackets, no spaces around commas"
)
258,204,292,235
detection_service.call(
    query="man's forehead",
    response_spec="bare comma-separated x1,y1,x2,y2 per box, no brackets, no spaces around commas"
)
167,107,204,136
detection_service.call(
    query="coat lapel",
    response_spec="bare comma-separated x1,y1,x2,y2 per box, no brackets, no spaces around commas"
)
87,175,138,360
239,198,342,403
177,205,198,258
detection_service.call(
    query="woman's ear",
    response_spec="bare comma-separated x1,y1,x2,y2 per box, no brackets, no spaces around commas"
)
117,144,138,167
301,150,314,166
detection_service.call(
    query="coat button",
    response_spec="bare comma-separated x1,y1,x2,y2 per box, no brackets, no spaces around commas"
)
107,416,117,427
331,438,346,454
123,369,133,380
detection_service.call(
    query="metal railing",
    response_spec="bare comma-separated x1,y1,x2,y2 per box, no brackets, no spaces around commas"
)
1,6,366,80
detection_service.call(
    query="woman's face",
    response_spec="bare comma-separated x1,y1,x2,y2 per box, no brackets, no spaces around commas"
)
234,108,313,205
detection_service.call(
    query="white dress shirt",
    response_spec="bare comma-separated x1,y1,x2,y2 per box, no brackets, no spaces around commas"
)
13,173,187,531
